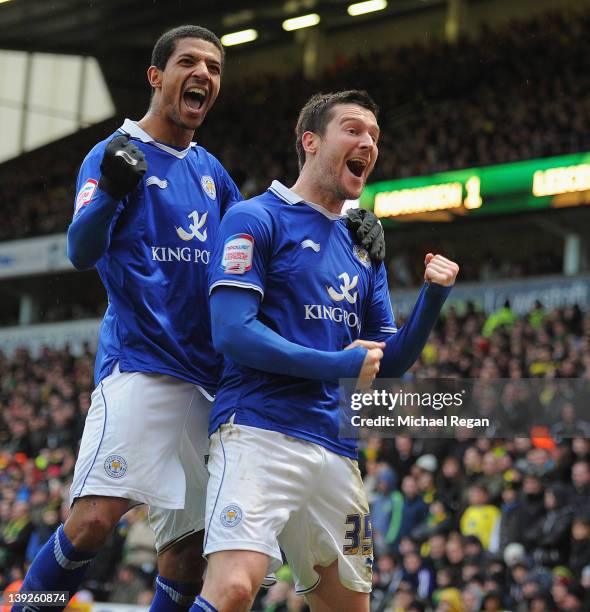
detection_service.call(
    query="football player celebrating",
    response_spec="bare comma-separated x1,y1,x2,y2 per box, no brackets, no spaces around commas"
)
195,90,458,612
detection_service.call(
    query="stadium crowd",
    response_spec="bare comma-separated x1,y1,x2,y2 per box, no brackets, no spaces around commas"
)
1,300,589,611
0,7,589,242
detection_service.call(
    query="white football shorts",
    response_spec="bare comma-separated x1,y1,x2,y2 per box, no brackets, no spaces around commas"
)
203,422,373,594
70,363,211,552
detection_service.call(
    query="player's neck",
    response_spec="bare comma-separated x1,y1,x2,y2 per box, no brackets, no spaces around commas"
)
137,113,195,150
291,175,344,215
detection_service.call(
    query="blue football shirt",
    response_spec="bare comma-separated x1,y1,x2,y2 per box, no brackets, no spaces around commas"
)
208,180,397,458
73,119,242,395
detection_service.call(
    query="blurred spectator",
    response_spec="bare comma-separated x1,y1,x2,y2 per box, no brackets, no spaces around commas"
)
497,480,523,551
413,455,438,505
571,460,590,509
459,485,500,551
25,507,59,566
401,550,435,600
518,474,546,552
123,507,157,578
433,587,463,612
436,456,465,515
461,583,483,612
572,437,590,463
478,452,504,505
480,590,505,612
424,533,449,573
445,535,466,586
0,501,33,571
529,483,573,567
482,301,516,339
551,402,590,439
108,565,148,604
388,475,429,554
568,514,590,576
386,580,417,611
370,465,399,556
259,565,309,612
390,436,416,482
411,500,451,543
371,553,403,610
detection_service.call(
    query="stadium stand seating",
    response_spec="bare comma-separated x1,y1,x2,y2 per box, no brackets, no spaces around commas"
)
0,8,588,241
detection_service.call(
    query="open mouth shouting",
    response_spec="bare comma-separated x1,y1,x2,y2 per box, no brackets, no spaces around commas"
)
183,85,207,115
346,157,369,179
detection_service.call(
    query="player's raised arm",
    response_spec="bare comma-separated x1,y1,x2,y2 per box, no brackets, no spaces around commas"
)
378,252,459,377
67,135,146,270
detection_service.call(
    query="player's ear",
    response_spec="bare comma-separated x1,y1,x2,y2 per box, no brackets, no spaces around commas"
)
147,66,163,90
301,131,319,156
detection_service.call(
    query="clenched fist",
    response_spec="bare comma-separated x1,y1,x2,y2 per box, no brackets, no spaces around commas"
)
346,339,385,390
424,253,459,287
98,134,147,201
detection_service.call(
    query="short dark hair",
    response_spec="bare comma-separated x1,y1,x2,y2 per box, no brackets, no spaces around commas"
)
294,90,379,170
151,25,224,71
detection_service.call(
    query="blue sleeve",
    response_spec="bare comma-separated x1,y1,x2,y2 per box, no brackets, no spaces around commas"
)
208,200,272,297
379,282,451,377
67,145,126,270
362,263,398,341
211,286,366,380
212,156,243,218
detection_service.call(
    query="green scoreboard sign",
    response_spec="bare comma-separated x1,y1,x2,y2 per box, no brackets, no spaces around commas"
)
360,151,590,223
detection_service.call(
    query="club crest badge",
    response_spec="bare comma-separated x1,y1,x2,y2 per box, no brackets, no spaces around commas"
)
220,504,243,528
353,244,371,269
104,455,127,479
201,175,216,200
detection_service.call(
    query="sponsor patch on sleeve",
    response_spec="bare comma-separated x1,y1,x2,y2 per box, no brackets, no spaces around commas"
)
222,233,254,274
74,178,98,214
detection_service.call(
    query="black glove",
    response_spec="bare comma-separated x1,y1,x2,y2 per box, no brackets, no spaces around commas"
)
345,208,386,263
98,134,147,200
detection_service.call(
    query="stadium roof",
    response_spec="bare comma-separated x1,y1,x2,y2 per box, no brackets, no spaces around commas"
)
0,0,443,56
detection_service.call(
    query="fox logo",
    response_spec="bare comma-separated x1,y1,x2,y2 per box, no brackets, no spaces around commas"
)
327,272,359,304
176,210,207,242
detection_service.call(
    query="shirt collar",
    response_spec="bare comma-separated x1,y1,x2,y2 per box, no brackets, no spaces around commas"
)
268,180,344,221
120,119,197,159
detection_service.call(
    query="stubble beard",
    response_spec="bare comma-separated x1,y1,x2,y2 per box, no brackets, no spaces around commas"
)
171,107,201,132
159,93,201,132
319,158,353,205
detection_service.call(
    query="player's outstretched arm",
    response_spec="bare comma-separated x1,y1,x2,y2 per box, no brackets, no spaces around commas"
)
379,253,459,377
211,285,370,381
67,135,146,270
